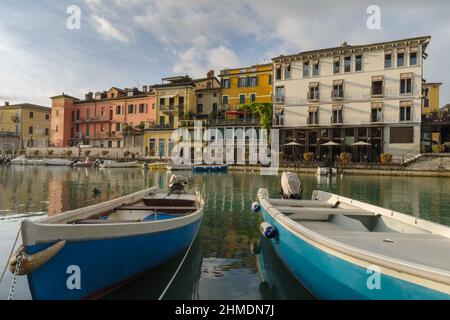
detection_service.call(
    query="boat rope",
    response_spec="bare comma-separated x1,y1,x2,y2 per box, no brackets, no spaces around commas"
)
158,219,202,301
0,227,21,286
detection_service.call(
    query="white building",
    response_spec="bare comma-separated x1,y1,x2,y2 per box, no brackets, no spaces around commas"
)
272,36,431,162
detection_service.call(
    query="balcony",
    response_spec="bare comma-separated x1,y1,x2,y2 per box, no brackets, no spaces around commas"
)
10,115,20,123
160,105,179,114
274,96,285,104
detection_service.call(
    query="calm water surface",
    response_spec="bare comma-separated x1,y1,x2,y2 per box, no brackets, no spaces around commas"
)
0,166,449,300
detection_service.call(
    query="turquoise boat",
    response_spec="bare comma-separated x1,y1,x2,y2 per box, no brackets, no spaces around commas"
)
256,188,450,300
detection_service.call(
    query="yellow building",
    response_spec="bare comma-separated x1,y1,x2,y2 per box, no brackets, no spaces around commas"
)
219,63,273,109
422,82,442,114
143,72,220,159
0,103,51,150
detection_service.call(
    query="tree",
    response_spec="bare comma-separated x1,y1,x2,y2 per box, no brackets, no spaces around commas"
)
236,102,273,130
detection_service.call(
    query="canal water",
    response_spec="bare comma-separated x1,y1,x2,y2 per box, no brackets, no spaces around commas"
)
0,166,449,300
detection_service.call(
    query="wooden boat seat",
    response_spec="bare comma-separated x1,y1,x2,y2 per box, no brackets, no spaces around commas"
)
72,219,143,224
116,206,197,211
276,206,375,217
269,199,337,208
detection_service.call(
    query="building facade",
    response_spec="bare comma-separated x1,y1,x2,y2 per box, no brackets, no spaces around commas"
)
273,36,431,162
50,87,156,148
422,82,442,115
143,72,220,159
0,103,51,151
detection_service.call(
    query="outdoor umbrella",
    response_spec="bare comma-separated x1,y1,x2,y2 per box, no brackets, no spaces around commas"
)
321,141,341,159
284,141,303,161
351,141,371,162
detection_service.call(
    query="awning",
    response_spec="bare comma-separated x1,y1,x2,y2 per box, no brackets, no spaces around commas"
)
400,100,412,107
332,105,343,111
275,64,282,70
385,49,392,55
400,72,413,79
397,48,405,54
372,76,383,82
410,46,419,53
321,141,340,146
333,56,340,62
308,82,319,88
308,106,319,112
333,79,343,86
371,102,383,109
162,94,178,99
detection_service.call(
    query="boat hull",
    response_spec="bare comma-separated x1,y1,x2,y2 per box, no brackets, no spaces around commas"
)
26,219,201,300
261,207,450,300
193,165,228,172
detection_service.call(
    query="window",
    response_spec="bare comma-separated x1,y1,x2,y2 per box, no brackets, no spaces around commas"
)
269,75,272,85
332,106,343,124
75,124,79,132
250,93,256,102
424,99,430,108
400,73,413,94
312,60,319,76
410,47,418,65
159,116,165,126
238,77,249,88
385,51,392,68
45,114,50,121
56,125,59,133
45,128,49,136
284,64,291,79
222,79,231,88
197,104,203,113
400,101,412,122
239,94,246,104
29,112,34,119
222,96,228,105
371,76,384,96
179,96,184,106
116,105,121,115
212,103,218,113
308,83,320,101
76,109,80,120
250,76,258,87
56,110,59,117
397,50,405,67
355,55,362,71
344,56,351,73
303,61,309,77
139,104,145,113
86,124,90,137
169,98,175,108
116,123,121,131
371,103,383,123
71,111,75,121
275,86,285,103
308,106,319,125
332,80,344,99
333,57,340,74
390,127,413,143
29,126,33,134
128,105,134,114
160,98,165,108
276,66,282,80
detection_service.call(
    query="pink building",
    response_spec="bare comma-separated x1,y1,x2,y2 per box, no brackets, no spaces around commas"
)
51,87,156,147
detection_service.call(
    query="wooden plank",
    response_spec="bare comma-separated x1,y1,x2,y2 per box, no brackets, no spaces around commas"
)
116,206,197,211
275,206,375,216
269,199,336,208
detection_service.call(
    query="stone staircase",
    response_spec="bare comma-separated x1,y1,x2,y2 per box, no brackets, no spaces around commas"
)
405,154,450,171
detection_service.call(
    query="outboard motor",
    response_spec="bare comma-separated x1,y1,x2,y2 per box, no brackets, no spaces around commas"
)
281,172,303,199
169,174,187,194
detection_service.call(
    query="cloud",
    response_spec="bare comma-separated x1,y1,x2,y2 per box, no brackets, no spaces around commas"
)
90,14,131,43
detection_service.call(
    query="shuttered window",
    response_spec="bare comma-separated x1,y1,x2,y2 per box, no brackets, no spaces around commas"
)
390,127,414,143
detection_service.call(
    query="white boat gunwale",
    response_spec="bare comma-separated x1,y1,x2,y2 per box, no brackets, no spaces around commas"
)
258,188,450,290
22,187,205,246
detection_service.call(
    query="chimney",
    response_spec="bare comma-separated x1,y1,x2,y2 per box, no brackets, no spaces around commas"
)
4,101,9,106
143,85,148,93
85,92,93,100
207,70,215,79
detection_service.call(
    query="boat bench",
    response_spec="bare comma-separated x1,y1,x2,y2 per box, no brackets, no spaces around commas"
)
116,206,197,211
276,206,375,217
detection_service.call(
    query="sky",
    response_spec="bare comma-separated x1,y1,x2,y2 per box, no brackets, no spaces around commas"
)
0,0,449,107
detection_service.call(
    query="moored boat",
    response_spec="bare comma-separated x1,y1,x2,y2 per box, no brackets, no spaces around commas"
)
316,166,337,176
10,155,45,166
101,160,140,168
44,158,73,166
144,162,167,170
167,163,193,171
255,176,450,300
192,164,228,172
9,185,204,300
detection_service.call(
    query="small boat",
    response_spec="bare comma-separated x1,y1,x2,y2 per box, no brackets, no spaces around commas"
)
256,175,450,300
9,185,204,300
144,162,167,170
73,162,93,168
10,155,44,166
192,164,228,172
101,160,140,168
44,158,73,166
316,166,337,176
167,163,193,171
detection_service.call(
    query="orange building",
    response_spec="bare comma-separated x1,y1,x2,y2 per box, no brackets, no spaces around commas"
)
50,87,156,147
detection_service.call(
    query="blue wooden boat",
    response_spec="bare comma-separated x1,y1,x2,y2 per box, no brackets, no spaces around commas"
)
256,188,450,300
192,164,228,172
9,187,204,300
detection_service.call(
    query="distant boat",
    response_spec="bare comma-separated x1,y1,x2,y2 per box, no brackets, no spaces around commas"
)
316,167,337,176
256,186,450,299
9,186,204,300
101,160,140,168
192,164,228,172
144,162,167,170
10,155,44,166
44,158,73,166
167,163,193,171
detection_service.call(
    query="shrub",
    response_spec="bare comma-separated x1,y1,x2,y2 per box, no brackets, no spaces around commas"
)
101,150,109,157
47,150,54,156
18,150,26,155
65,150,73,157
303,152,314,162
432,144,444,154
84,150,91,157
32,150,40,156
123,150,131,158
380,153,393,165
0,149,3,155
339,152,352,165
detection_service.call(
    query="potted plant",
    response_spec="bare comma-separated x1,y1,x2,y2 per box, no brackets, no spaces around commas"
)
303,152,314,162
47,150,54,157
123,150,131,159
84,150,91,158
32,150,40,157
101,150,109,157
380,153,393,165
65,150,73,157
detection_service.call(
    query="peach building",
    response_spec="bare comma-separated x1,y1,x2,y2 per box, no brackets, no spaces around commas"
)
51,87,156,147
